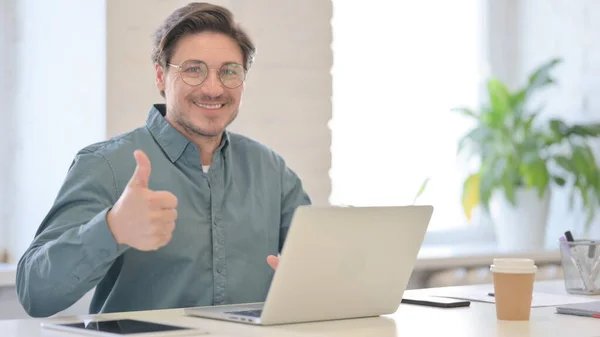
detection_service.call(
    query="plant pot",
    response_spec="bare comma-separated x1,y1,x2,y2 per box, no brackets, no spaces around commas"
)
490,188,550,251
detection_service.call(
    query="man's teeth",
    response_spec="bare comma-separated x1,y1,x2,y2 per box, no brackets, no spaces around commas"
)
194,102,224,109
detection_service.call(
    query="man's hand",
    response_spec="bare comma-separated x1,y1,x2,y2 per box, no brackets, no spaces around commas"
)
266,255,279,270
107,150,178,251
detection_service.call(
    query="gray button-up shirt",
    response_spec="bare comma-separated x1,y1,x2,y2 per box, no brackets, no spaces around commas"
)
16,104,311,317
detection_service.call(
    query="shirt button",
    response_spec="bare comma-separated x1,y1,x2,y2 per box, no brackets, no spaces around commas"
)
216,265,223,274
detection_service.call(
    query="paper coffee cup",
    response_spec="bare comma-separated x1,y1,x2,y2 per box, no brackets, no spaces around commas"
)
490,258,537,321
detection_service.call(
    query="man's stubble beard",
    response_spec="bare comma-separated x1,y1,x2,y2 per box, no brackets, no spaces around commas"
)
174,107,239,140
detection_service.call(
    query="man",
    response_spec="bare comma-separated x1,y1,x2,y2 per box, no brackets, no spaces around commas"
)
16,2,310,317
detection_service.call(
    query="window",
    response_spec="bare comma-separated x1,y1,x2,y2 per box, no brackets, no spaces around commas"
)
0,0,13,262
330,1,485,231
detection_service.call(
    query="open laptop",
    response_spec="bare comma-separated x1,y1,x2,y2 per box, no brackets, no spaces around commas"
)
184,205,433,325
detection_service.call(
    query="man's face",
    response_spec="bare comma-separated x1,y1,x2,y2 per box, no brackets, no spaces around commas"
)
156,32,245,139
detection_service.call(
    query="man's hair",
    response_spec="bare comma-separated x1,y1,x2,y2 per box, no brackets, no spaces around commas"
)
151,2,256,96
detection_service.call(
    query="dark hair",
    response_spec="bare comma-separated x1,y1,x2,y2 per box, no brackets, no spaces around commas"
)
151,2,256,96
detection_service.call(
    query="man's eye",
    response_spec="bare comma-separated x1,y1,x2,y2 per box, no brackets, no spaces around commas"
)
186,67,203,73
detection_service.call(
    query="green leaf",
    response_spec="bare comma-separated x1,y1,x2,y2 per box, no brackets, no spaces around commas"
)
568,124,600,137
527,58,562,91
457,127,485,155
478,156,501,211
550,119,569,136
576,179,590,210
554,155,572,172
553,176,566,186
527,159,550,197
586,204,596,228
573,147,590,177
479,175,495,212
510,88,527,111
502,174,517,206
523,114,537,132
451,107,478,119
413,177,430,204
487,78,512,120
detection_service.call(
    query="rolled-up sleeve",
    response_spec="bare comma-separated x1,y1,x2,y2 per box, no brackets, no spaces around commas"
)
16,150,129,317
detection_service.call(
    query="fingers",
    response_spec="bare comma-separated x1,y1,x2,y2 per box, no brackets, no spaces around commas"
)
266,255,279,270
154,231,173,249
139,222,175,251
148,191,178,209
150,209,178,224
129,150,152,188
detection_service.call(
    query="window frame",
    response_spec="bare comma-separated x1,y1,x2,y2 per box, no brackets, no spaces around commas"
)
0,0,16,263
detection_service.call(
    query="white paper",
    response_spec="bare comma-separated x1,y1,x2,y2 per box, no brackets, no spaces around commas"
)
431,291,596,308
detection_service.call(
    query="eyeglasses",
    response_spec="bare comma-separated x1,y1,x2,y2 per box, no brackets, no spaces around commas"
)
167,60,246,89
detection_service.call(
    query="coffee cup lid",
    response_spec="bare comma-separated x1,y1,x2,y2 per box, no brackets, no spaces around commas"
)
490,258,537,274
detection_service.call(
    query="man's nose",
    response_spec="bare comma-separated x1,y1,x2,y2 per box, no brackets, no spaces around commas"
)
199,70,224,97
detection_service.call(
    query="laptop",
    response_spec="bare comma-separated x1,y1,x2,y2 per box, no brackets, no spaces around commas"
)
184,205,433,325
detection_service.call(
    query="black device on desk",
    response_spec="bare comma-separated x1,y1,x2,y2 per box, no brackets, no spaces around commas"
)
401,295,471,308
40,319,205,337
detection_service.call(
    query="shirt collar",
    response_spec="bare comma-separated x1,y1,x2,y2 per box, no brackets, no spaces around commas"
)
146,104,230,162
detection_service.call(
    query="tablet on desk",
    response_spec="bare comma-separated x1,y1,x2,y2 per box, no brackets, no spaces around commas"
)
40,319,206,337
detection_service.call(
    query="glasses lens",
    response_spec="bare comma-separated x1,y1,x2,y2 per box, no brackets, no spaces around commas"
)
180,60,208,86
219,63,246,88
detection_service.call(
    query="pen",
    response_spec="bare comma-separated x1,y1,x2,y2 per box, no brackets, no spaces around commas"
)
565,230,575,242
588,240,596,259
565,231,594,258
562,235,596,291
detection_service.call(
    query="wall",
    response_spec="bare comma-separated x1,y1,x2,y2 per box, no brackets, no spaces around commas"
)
510,0,600,243
3,0,332,264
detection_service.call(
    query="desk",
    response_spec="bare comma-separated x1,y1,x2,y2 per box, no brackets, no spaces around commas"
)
1,280,599,337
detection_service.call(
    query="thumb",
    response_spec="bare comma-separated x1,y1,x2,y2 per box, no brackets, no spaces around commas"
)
129,150,151,188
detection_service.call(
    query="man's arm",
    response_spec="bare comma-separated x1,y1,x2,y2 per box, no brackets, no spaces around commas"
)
279,162,311,252
16,151,129,317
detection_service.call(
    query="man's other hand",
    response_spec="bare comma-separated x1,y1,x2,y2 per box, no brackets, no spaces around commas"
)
266,255,279,270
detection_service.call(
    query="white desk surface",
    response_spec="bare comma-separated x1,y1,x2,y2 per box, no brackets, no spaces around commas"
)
2,280,599,337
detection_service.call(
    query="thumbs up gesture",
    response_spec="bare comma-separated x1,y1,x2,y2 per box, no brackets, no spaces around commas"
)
107,150,178,251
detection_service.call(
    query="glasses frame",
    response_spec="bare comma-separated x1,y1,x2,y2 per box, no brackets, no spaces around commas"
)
166,60,247,89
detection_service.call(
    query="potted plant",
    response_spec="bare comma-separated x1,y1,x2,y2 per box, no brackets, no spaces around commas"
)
455,58,600,250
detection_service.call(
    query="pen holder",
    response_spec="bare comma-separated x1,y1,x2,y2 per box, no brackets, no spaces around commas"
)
559,239,600,295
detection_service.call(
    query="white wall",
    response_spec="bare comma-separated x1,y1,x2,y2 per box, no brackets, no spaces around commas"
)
509,0,600,243
4,0,332,264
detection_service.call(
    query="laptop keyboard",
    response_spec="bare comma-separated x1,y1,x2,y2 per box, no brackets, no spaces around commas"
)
225,309,263,317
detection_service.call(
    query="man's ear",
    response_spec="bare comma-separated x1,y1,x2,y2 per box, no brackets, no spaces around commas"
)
155,63,166,92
